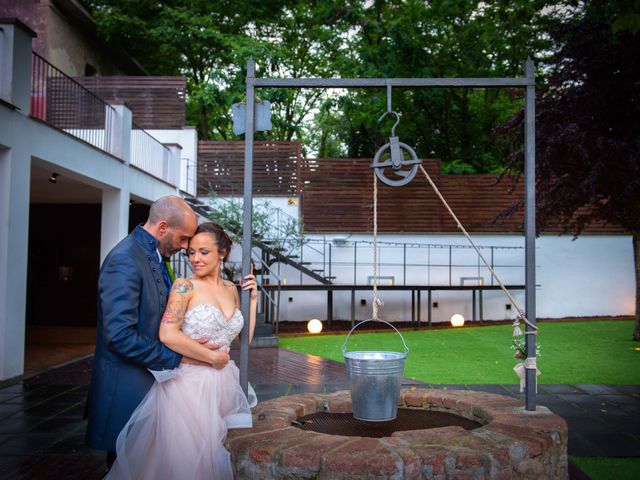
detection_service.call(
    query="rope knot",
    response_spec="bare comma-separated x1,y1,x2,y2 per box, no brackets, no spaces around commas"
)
512,316,524,337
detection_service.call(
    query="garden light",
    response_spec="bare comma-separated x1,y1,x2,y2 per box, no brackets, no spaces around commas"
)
450,314,465,327
307,318,323,334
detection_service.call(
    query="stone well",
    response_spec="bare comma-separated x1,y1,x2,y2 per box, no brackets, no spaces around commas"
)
226,388,568,479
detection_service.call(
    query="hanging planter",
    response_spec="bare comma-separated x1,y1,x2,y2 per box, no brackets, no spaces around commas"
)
231,100,272,135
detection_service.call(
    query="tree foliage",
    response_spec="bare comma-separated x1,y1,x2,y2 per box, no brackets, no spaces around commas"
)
498,1,640,338
87,0,293,139
325,0,563,172
87,0,567,171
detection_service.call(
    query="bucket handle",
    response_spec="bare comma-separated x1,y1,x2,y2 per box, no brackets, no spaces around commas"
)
342,319,409,355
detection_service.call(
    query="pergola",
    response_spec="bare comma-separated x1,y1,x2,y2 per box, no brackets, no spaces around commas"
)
238,59,538,410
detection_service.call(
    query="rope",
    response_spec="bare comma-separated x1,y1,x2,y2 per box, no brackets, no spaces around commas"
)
372,171,384,319
418,164,537,334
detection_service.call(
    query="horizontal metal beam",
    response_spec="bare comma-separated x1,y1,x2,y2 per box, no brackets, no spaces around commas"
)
260,284,527,291
252,77,532,89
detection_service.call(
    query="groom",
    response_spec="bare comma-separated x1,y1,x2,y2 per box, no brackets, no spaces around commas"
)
86,196,199,468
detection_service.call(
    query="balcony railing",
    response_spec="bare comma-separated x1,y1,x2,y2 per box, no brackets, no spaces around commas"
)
130,121,171,182
30,52,116,155
29,52,180,186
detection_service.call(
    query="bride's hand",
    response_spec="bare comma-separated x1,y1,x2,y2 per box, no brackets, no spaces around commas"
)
210,348,230,370
240,265,258,300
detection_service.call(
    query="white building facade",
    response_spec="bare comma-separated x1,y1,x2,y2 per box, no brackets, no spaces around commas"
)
0,19,197,380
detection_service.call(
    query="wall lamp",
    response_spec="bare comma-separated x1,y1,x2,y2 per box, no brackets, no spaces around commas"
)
48,173,59,183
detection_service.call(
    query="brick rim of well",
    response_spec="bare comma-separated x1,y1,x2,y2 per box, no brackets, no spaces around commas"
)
227,388,569,479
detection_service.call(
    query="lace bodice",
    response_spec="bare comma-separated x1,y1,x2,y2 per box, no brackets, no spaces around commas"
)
182,303,244,348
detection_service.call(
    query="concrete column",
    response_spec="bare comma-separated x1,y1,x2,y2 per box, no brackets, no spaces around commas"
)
107,103,132,163
0,145,31,380
100,104,132,263
100,186,130,265
0,19,36,113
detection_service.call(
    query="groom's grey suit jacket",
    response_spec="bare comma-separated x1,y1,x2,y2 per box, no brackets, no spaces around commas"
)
86,225,181,452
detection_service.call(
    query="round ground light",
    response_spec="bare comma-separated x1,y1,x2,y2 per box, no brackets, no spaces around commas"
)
226,388,568,479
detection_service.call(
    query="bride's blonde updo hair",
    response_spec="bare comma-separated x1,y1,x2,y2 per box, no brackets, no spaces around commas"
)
193,222,233,262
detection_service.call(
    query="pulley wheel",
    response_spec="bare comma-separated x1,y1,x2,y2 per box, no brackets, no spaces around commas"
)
370,141,421,187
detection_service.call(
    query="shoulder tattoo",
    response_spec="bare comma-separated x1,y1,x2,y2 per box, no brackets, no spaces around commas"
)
172,278,194,294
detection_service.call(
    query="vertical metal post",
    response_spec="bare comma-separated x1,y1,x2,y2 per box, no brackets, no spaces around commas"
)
240,58,255,396
448,246,452,286
491,247,495,285
427,289,432,326
472,289,476,321
323,236,326,274
411,290,415,323
427,245,431,285
351,289,356,327
524,58,537,411
353,242,357,284
403,244,407,285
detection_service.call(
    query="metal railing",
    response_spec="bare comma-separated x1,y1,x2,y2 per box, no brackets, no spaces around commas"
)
268,237,525,287
130,120,171,181
183,156,197,195
30,52,116,155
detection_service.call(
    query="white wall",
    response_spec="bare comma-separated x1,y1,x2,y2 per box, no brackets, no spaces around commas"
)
199,193,634,324
147,127,198,195
536,235,634,318
225,229,634,323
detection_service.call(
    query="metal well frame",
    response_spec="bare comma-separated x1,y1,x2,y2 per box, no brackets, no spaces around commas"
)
240,59,538,410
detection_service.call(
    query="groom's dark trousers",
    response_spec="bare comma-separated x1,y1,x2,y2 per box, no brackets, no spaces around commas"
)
86,226,181,453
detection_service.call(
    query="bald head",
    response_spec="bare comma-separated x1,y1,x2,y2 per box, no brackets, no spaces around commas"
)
147,195,196,227
144,196,198,256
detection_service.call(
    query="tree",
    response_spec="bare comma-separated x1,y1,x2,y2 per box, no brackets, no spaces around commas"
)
327,0,563,172
498,1,640,339
87,0,293,140
88,0,566,170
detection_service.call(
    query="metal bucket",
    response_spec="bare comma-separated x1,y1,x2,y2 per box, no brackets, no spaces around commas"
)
342,319,409,422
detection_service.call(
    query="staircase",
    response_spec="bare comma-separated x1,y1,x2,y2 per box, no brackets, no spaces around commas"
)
184,197,334,285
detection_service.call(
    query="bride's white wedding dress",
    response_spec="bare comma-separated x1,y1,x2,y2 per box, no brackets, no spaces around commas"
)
106,304,257,480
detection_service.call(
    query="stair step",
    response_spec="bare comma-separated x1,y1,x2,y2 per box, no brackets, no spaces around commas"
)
251,336,279,348
312,269,325,273
324,276,336,279
232,336,279,349
299,262,312,265
253,323,273,337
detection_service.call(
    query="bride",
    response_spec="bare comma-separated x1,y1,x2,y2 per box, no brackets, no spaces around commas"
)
106,222,257,480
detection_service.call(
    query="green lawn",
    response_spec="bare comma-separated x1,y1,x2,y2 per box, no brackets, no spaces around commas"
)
280,320,639,384
570,456,640,480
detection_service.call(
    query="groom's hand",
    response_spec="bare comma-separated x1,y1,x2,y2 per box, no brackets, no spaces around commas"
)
180,338,223,366
211,348,230,370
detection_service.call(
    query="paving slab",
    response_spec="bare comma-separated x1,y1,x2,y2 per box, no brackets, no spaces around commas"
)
0,351,638,479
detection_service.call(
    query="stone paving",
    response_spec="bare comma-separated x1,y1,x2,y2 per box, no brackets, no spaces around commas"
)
0,350,638,479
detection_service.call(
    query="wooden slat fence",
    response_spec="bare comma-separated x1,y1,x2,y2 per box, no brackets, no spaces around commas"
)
299,158,625,234
194,140,625,234
198,141,302,196
79,76,186,129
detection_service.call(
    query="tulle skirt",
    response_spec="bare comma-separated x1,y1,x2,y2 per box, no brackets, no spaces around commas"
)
106,361,256,480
